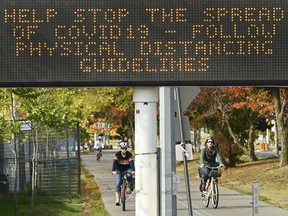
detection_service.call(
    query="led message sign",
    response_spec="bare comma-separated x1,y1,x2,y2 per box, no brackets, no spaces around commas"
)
0,0,287,86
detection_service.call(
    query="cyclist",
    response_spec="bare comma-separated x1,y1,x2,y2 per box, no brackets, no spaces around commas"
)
199,137,225,192
94,137,103,160
112,141,135,206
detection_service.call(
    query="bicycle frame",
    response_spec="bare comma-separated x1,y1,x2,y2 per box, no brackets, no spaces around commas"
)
96,148,102,162
202,166,221,209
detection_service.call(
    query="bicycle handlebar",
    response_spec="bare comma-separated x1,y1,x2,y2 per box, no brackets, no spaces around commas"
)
205,165,224,170
111,171,135,175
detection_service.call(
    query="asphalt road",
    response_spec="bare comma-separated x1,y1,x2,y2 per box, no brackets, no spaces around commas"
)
255,149,279,158
82,149,288,216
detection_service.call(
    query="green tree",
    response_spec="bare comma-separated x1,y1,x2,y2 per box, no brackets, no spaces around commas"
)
84,87,134,144
13,88,91,213
0,89,26,216
188,87,273,164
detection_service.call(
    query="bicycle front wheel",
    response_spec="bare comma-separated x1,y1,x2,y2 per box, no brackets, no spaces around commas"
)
211,180,219,208
202,187,210,208
121,183,127,211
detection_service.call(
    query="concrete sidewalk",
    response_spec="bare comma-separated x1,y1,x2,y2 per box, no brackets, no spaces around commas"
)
82,149,288,216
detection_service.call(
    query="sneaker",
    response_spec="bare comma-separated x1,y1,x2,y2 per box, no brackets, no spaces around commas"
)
115,202,120,206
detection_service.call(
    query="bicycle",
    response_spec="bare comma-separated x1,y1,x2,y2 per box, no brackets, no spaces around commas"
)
112,171,135,211
201,166,222,209
96,148,102,162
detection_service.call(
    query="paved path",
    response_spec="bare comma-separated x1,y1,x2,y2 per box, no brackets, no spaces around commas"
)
82,149,288,216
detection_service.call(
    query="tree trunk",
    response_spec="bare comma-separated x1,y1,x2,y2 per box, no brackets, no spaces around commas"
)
31,129,39,214
13,153,19,216
31,138,36,213
11,94,19,216
194,129,201,152
277,112,288,166
227,142,236,167
248,124,258,162
11,135,19,216
270,87,288,167
281,130,288,166
225,117,248,153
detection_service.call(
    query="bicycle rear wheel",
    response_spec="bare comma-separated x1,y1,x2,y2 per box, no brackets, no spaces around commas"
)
211,180,219,208
121,183,127,211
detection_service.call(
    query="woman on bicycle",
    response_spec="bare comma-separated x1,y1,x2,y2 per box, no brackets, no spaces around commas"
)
112,141,135,206
199,136,225,192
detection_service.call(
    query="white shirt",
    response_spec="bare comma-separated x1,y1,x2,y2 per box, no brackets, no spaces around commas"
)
94,140,103,150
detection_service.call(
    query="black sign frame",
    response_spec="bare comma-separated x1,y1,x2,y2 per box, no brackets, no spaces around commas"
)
0,0,288,87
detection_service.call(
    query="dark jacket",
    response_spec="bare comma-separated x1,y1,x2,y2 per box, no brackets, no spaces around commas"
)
112,151,135,172
200,147,223,167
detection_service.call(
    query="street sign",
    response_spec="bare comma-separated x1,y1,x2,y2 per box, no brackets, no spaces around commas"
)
20,121,32,131
1,1,288,86
175,144,193,161
97,123,110,129
177,87,200,113
175,116,190,142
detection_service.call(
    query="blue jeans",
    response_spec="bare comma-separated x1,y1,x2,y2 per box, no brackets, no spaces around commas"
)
199,167,210,182
114,168,134,193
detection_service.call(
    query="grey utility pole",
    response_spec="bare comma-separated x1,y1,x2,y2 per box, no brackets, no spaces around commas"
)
160,87,177,216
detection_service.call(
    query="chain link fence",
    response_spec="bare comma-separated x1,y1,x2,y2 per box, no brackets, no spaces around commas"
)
0,124,81,198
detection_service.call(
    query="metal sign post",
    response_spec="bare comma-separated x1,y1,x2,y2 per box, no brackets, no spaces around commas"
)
252,181,259,216
175,87,193,216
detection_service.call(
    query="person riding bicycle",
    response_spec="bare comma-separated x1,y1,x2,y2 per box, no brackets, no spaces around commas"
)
94,137,103,159
199,137,225,192
112,141,135,206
